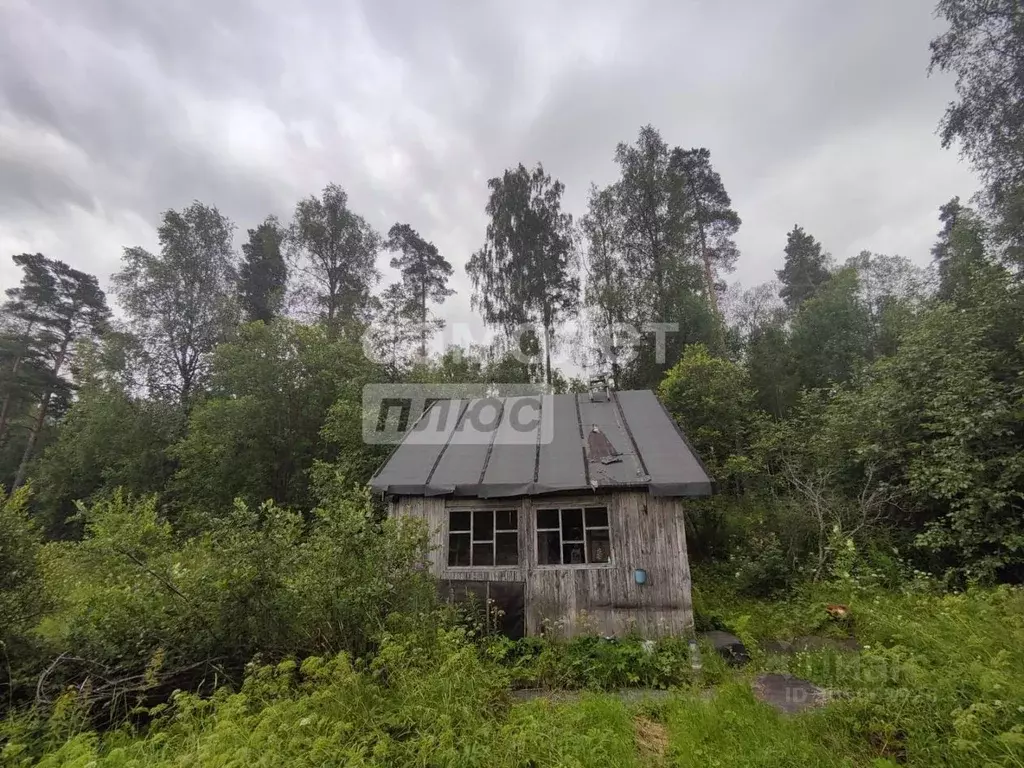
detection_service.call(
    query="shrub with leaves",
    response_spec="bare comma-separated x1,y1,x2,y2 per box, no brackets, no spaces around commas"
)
0,486,46,709
30,488,434,720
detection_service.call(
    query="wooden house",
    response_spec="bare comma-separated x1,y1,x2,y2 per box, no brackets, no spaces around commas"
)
369,389,713,638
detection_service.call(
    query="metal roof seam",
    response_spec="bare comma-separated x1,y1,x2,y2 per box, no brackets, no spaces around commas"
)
611,390,650,480
368,390,713,499
573,392,592,489
424,399,469,489
531,395,542,486
476,397,506,487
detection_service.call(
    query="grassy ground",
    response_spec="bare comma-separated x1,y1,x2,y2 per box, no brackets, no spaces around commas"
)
3,578,1023,767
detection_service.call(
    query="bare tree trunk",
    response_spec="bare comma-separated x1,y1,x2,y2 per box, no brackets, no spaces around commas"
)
544,327,552,386
12,390,51,490
606,309,620,390
12,336,70,490
420,280,428,361
0,320,34,447
0,358,23,446
688,186,725,354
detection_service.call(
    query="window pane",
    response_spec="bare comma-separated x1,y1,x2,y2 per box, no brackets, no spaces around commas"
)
450,510,471,532
448,533,471,566
537,508,559,529
495,509,517,531
472,542,494,567
585,506,608,528
587,528,611,563
495,532,518,565
473,510,494,540
561,508,584,540
563,541,586,565
537,531,561,564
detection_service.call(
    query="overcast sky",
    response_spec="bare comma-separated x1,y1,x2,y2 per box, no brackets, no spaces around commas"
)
1,0,977,353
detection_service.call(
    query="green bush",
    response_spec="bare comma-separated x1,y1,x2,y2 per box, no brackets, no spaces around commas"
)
0,487,46,710
486,635,695,691
2,628,643,767
695,571,1024,767
29,488,435,721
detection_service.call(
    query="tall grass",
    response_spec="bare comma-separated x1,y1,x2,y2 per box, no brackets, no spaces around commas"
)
4,584,1023,767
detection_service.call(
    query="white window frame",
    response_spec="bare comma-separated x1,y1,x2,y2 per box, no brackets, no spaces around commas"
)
534,505,612,569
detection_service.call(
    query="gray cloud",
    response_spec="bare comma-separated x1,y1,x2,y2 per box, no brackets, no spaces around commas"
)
1,0,977,359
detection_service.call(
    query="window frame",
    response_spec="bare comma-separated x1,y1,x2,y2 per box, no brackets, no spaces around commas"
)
445,505,520,569
534,504,613,570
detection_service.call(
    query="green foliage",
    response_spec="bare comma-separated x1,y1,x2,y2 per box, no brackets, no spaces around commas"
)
28,385,179,537
0,487,42,634
776,225,831,311
664,683,867,767
33,489,434,706
113,202,238,405
238,216,287,324
385,222,454,360
0,486,45,707
700,575,1024,767
466,162,578,385
11,582,1024,767
790,267,871,390
1,253,111,491
659,344,757,482
488,635,695,691
288,183,382,333
931,0,1024,262
804,265,1024,580
3,629,644,767
671,146,741,335
6,24,1024,762
170,319,380,514
746,322,800,418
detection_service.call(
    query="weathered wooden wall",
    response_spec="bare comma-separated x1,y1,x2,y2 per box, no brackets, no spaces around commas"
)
392,491,694,637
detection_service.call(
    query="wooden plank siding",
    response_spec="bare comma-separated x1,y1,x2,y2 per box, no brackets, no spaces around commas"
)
391,491,694,638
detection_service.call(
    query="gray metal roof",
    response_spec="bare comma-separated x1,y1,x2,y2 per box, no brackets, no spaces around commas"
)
369,389,714,499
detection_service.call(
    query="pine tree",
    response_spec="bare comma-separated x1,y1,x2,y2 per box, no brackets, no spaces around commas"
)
776,225,831,311
931,198,990,304
7,255,110,488
0,254,58,449
385,223,454,359
239,217,287,323
671,147,741,322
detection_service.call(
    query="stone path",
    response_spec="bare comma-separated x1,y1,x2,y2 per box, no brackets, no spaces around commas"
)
751,673,829,714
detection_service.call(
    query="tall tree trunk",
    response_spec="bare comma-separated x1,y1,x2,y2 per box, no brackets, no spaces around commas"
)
544,330,552,386
0,320,35,447
0,355,24,447
689,189,725,355
12,389,51,490
13,335,70,490
605,306,620,390
699,240,720,319
420,279,428,361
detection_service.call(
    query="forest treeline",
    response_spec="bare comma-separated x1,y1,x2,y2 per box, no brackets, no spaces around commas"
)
0,0,1022,738
1,1,1023,575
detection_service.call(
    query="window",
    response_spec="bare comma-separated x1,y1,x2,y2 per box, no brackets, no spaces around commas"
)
536,506,611,565
448,509,518,567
